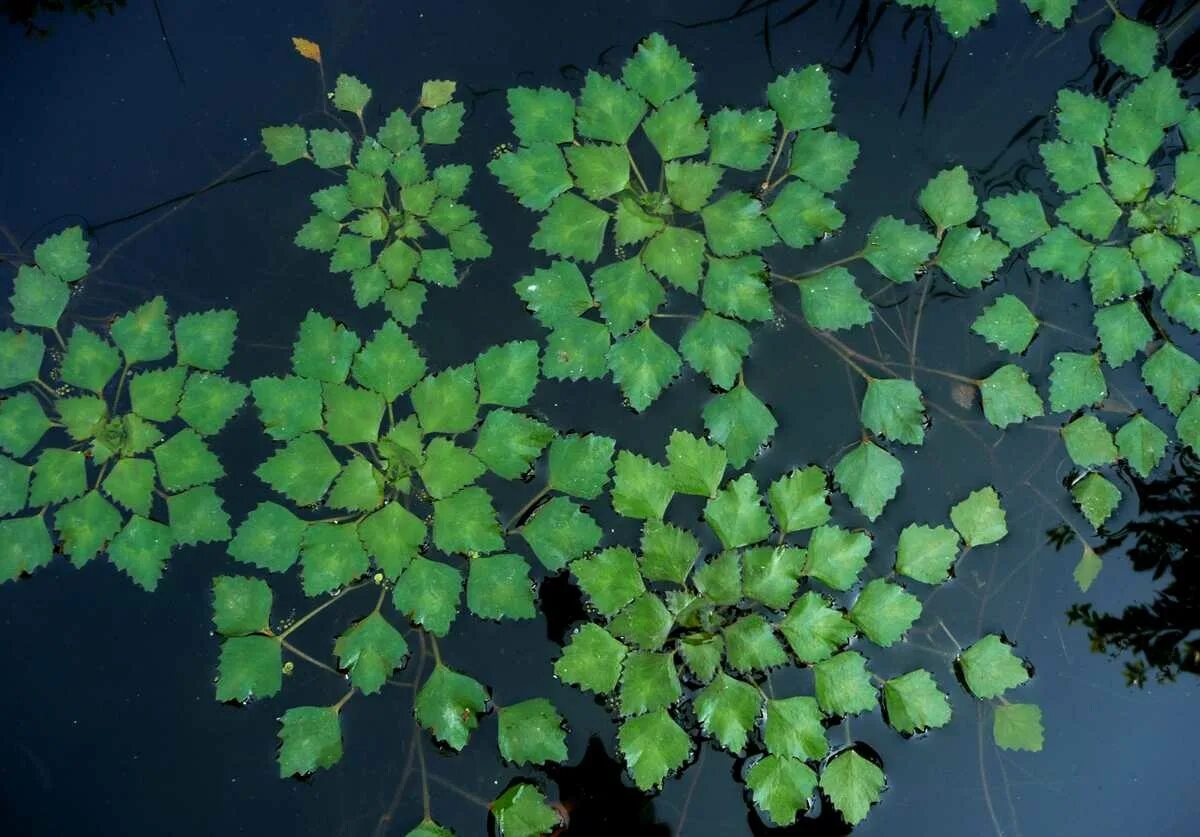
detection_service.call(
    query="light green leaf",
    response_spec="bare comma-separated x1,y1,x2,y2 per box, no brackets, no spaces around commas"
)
849,578,921,646
1062,414,1118,468
994,702,1045,752
468,553,535,620
1115,414,1167,478
664,160,722,213
678,634,723,683
767,66,832,131
53,490,120,566
33,226,90,281
1057,184,1122,240
1088,246,1144,306
548,433,615,499
936,226,1010,288
883,669,952,734
334,611,408,695
109,515,173,591
768,466,830,533
764,695,827,760
576,71,646,144
820,749,886,826
766,181,845,248
972,294,1038,354
359,502,426,579
178,372,248,436
980,364,1045,428
608,326,681,411
746,755,818,827
703,383,777,469
617,709,691,791
555,623,627,694
788,129,859,192
572,547,644,616
491,784,561,837
665,429,726,497
0,330,44,391
642,92,707,160
779,590,855,662
895,523,960,584
1049,351,1107,413
694,672,760,752
514,260,593,328
1142,342,1200,414
592,258,665,335
244,375,317,440
564,143,629,200
411,364,477,433
507,86,574,145
326,458,384,512
55,396,104,441
212,575,272,636
0,392,48,457
519,496,601,571
300,522,369,596
701,193,777,257
861,378,925,445
982,191,1049,248
622,32,694,106
278,707,342,777
422,102,465,144
709,107,776,171
167,485,231,546
532,193,610,262
489,143,572,210
61,327,120,393
703,255,772,321
814,650,875,716
175,309,237,371
432,487,503,555
1131,231,1183,286
543,318,610,381
1072,471,1122,528
29,447,86,506
918,166,977,230
619,650,681,715
10,265,69,328
611,450,673,521
692,550,742,605
724,613,788,673
1100,15,1158,77
102,456,155,516
863,216,937,283
418,438,484,500
960,634,1029,699
743,545,805,609
216,635,281,702
1040,139,1100,193
351,321,425,401
798,267,872,331
639,520,699,584
950,486,1007,547
226,502,307,573
643,226,706,292
833,440,902,522
474,340,540,409
292,310,359,383
1074,544,1103,593
611,592,674,650
393,557,463,636
255,432,340,505
704,473,771,549
0,515,53,582
1056,89,1109,146
680,312,751,390
805,524,870,591
1028,225,1093,281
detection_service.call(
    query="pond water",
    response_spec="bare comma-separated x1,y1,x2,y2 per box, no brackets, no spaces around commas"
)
1,1,1198,835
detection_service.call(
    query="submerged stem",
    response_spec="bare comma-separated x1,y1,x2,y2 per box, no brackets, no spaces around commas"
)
277,582,367,640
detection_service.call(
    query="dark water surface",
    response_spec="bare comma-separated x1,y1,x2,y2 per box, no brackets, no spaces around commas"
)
2,1,1198,835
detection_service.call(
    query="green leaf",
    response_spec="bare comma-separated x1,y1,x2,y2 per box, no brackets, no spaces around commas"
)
709,108,776,171
109,515,173,591
351,321,425,401
788,129,859,192
884,669,952,734
419,79,456,109
694,672,760,752
168,485,231,546
33,226,90,281
639,520,699,584
309,128,353,168
300,522,369,596
1106,155,1154,203
863,216,937,283
572,546,644,616
1100,15,1158,77
725,613,788,673
514,261,593,329
608,325,681,412
500,699,569,766
814,650,875,716
175,309,237,371
564,143,629,200
849,578,921,646
994,703,1045,752
61,327,120,393
763,695,827,760
358,502,426,579
10,265,69,328
767,66,832,131
643,92,707,160
492,784,561,837
178,372,248,436
548,433,615,499
326,458,384,511
592,259,665,335
555,623,628,694
418,439,484,500
780,591,855,662
0,455,28,517
1057,185,1122,241
703,255,772,321
1040,139,1100,193
980,364,1045,428
476,341,539,408
619,650,681,714
212,575,272,636
128,366,186,422
643,226,706,292
805,525,871,591
746,755,818,827
833,440,902,522
216,635,281,702
767,181,845,248
1028,225,1093,281
0,515,53,582
412,364,477,434
950,486,1007,547
0,329,44,391
1074,544,1103,593
664,160,722,213
489,143,572,211
919,166,977,230
678,634,723,682
704,473,770,549
617,709,691,791
665,429,726,497
703,383,777,469
1056,89,1109,146
743,545,805,609
936,226,1010,288
507,86,574,145
960,634,1029,699
1049,351,1107,413
1072,471,1122,528
255,432,340,505
1088,246,1144,306
532,193,610,262
820,750,886,826
861,378,926,445
617,198,668,249
543,318,610,381
474,409,555,481
611,450,673,521
53,490,121,566
692,550,743,605
972,294,1038,354
622,32,694,107
1176,151,1200,201
1143,342,1200,414
767,466,830,533
1062,414,1118,468
701,193,777,257
278,706,342,777
226,502,306,573
432,487,503,555
895,523,960,584
1131,231,1183,287
1115,414,1168,479
110,296,171,364
680,312,751,390
467,553,535,620
422,102,465,144
292,310,359,383
0,393,48,458
29,447,86,506
576,71,646,144
332,73,371,114
102,456,155,516
798,267,872,331
333,611,408,695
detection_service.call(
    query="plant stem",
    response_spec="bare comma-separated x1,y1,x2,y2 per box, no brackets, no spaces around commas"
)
332,688,355,713
504,483,551,532
280,638,340,675
778,250,865,282
50,326,66,351
760,129,791,193
110,362,130,413
277,582,367,640
626,146,649,193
